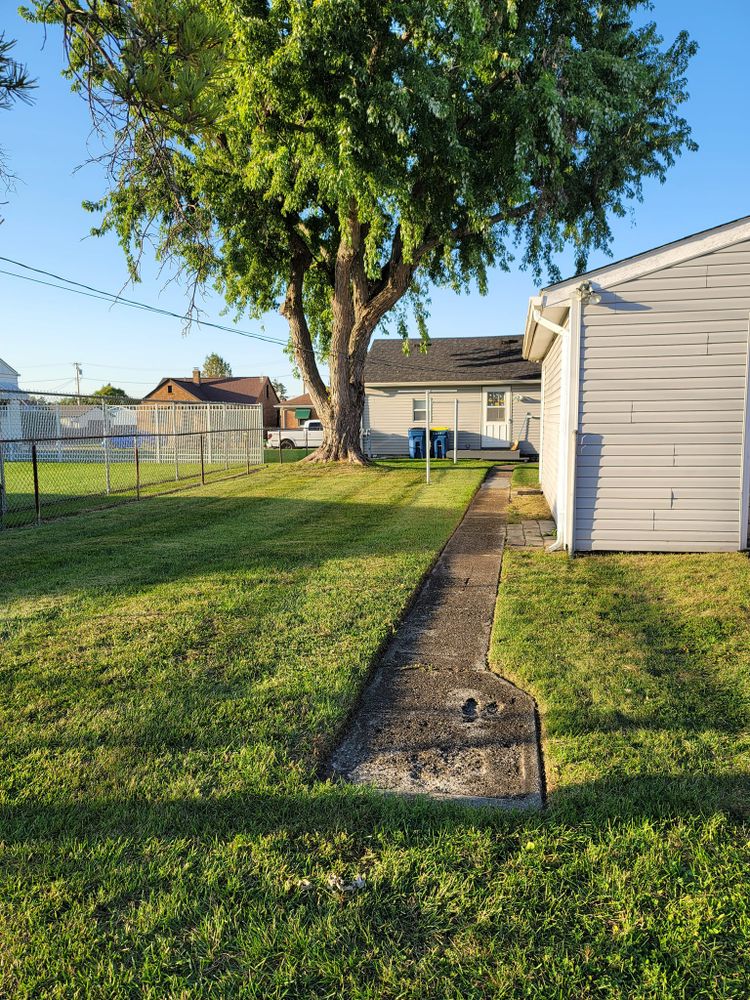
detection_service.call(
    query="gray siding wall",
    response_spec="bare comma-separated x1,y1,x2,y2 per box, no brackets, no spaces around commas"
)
541,337,563,520
574,240,750,552
511,389,541,454
364,384,540,456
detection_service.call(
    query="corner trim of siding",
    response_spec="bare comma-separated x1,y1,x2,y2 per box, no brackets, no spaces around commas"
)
739,313,750,549
565,295,583,552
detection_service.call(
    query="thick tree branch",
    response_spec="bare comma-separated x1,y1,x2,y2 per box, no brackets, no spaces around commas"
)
280,245,329,414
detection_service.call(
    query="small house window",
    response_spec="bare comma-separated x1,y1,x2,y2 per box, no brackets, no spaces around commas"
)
413,398,427,422
485,390,506,422
265,384,269,397
167,384,173,394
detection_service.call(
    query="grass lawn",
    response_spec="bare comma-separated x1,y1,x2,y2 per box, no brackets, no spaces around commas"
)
1,463,748,998
1,459,252,527
506,462,552,523
263,447,312,464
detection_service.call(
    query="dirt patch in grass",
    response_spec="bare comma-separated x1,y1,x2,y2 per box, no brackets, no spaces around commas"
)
506,462,551,522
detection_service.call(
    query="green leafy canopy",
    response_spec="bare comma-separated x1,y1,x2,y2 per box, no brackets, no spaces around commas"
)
24,0,696,363
202,352,233,377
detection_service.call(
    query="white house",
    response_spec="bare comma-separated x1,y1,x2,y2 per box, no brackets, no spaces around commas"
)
364,336,541,458
0,358,25,442
524,215,750,553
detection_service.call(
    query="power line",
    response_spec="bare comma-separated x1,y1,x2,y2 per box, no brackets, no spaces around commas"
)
0,262,288,347
0,254,522,381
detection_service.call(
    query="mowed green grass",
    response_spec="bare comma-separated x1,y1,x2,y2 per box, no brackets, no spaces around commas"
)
507,462,551,523
2,460,251,526
1,464,748,998
510,462,540,489
490,550,750,996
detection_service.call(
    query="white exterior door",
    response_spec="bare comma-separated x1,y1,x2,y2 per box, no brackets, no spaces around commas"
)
482,387,510,447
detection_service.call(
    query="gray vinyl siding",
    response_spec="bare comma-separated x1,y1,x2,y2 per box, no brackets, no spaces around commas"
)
574,240,750,552
541,337,563,520
511,389,541,454
364,384,540,456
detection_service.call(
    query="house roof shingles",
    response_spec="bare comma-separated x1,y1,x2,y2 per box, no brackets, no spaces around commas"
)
147,376,269,403
275,392,314,408
364,336,540,384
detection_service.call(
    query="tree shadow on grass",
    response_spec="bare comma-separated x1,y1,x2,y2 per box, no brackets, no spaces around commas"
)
0,771,747,851
0,489,469,604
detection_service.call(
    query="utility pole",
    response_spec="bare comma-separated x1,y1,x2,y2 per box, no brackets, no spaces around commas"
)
73,362,83,403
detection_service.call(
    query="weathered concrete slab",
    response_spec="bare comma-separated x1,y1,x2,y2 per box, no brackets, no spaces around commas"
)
327,468,544,809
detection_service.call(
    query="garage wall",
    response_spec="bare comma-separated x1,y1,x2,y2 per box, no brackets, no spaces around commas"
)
540,337,563,520
574,240,750,552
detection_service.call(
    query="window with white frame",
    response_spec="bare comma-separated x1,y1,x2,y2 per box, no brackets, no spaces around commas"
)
412,398,427,422
485,390,506,422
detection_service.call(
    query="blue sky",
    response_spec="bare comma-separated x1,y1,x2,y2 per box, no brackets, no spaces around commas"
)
1,3,748,399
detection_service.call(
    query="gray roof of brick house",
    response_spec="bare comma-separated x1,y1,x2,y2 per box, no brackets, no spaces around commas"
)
364,336,541,384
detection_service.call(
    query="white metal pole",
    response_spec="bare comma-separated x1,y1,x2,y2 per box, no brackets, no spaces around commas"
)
453,397,458,464
425,389,431,485
102,401,111,494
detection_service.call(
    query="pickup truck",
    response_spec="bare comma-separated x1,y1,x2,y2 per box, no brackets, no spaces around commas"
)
266,420,324,450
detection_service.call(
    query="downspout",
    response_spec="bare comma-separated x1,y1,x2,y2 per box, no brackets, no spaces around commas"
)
564,294,583,556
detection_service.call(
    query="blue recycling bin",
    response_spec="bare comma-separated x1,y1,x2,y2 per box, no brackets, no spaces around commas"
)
431,429,449,459
408,426,427,459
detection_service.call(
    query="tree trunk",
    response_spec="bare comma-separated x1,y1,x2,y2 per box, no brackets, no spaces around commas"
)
304,389,367,464
281,218,415,465
303,313,370,464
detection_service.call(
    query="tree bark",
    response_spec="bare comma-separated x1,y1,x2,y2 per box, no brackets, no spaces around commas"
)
279,213,424,464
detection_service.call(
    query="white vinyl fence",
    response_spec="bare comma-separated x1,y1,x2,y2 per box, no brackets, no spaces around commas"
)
0,400,264,529
1,401,263,464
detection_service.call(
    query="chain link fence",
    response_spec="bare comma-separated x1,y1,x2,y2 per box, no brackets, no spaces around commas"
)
0,395,264,529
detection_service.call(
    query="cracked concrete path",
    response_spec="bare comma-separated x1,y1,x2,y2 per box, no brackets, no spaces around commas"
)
328,467,544,809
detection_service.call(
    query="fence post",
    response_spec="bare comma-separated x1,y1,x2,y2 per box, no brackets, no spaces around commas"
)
135,435,140,500
245,431,251,474
32,442,41,525
173,403,179,481
200,434,206,484
155,406,162,464
223,407,228,470
102,401,111,494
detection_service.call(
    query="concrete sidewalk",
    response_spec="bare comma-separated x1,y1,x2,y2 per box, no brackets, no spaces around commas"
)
328,467,544,808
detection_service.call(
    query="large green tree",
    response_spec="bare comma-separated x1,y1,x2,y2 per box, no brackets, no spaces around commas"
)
202,352,233,377
0,33,35,220
26,1,696,462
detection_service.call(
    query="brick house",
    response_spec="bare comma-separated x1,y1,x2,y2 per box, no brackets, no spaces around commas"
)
143,369,280,427
275,392,320,429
